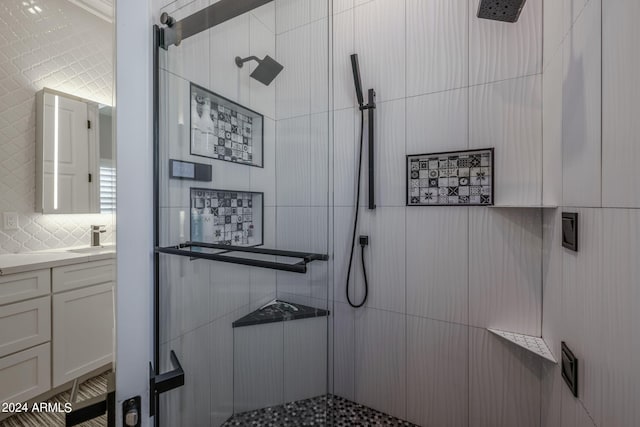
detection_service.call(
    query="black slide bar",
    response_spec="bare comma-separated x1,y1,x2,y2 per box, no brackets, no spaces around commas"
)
367,88,376,210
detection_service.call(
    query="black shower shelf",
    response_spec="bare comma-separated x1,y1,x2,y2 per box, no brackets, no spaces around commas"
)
155,241,328,273
233,300,329,328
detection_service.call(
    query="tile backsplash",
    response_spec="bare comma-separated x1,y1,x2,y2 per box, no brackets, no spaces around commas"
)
0,213,115,254
0,0,114,254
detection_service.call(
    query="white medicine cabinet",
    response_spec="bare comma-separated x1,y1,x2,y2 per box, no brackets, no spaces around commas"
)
36,88,113,214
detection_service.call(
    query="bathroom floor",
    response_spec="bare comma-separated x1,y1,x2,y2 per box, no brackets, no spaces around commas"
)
222,394,416,426
1,371,109,427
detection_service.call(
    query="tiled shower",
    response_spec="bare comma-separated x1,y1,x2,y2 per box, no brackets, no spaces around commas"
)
149,0,640,426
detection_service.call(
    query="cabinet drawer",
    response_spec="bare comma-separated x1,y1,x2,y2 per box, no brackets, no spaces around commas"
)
53,283,114,387
0,269,50,306
0,296,51,358
52,260,115,293
0,343,51,404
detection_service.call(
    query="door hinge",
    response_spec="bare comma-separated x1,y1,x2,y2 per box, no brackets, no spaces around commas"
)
88,173,92,183
87,120,92,129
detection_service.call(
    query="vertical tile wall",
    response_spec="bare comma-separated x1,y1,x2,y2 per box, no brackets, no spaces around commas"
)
0,0,115,253
541,1,640,427
332,0,545,426
273,3,332,415
274,1,330,310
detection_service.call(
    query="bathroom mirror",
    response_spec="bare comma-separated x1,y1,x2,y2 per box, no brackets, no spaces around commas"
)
35,88,113,214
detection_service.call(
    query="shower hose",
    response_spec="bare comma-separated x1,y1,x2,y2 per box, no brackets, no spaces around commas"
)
346,109,369,308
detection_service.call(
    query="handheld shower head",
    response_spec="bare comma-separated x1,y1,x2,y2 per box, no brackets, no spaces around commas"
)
235,55,284,86
350,54,365,107
346,53,376,309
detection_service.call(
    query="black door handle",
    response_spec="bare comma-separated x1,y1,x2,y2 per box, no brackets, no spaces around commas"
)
149,350,185,416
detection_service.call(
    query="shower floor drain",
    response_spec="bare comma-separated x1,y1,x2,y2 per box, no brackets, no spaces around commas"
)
222,394,416,427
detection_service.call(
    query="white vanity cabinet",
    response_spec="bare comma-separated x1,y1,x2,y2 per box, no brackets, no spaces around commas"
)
0,270,52,405
0,343,51,405
0,269,50,306
0,255,115,406
52,260,115,387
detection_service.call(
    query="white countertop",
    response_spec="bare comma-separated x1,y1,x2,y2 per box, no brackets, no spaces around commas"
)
0,246,116,276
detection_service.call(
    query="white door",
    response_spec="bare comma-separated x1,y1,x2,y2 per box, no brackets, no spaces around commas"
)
43,93,91,213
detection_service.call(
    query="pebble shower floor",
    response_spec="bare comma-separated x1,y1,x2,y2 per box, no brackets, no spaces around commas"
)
222,394,417,426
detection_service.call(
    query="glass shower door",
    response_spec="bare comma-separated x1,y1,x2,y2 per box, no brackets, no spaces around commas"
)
154,0,331,425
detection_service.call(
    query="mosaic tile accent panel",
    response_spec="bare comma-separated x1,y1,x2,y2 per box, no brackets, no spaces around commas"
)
222,394,417,427
489,328,557,363
190,83,263,167
407,148,494,206
190,188,263,247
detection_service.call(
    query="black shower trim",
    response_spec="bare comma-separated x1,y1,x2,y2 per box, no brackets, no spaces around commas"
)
561,212,579,252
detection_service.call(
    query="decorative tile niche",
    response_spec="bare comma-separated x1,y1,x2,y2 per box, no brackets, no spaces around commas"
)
190,188,263,247
407,148,494,206
190,83,264,168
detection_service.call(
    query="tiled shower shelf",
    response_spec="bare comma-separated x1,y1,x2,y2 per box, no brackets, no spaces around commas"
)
488,328,557,363
155,241,328,273
233,300,329,328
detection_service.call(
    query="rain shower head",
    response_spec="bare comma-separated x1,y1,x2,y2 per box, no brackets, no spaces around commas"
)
477,0,527,23
235,55,284,86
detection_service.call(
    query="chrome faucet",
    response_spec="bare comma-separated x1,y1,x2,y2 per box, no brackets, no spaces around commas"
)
91,225,106,247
